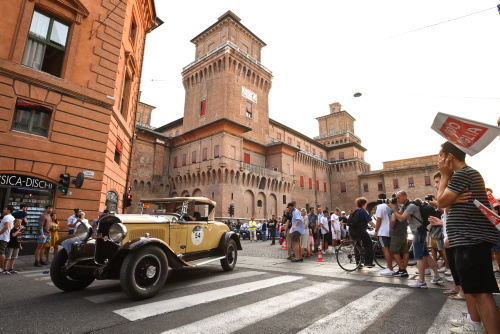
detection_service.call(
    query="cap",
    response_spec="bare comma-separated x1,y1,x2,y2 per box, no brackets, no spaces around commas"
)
251,217,254,219
341,211,345,214
103,209,110,214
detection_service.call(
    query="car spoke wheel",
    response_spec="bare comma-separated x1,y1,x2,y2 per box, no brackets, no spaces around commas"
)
120,246,168,300
220,239,237,271
50,249,95,292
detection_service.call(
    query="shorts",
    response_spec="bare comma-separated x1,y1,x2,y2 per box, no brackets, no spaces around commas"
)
291,231,301,243
5,247,19,259
491,232,500,252
454,242,499,294
412,232,430,260
0,240,7,255
68,229,74,236
37,234,51,244
322,232,332,243
378,236,391,248
334,230,341,240
390,235,408,254
445,247,460,286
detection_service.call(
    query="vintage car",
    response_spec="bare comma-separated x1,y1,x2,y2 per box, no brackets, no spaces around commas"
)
50,197,242,300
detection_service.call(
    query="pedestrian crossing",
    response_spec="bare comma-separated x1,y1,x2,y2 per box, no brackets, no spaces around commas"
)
15,268,475,333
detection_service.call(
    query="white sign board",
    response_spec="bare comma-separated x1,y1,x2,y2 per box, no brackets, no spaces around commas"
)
431,112,500,156
242,86,257,104
83,170,95,179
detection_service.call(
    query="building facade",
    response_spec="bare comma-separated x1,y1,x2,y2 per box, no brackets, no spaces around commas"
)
129,11,438,220
0,0,162,243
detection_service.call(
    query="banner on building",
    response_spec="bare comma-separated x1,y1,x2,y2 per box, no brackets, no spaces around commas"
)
431,113,500,156
474,199,500,231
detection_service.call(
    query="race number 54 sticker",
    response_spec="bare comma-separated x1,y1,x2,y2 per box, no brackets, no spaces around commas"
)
191,226,204,245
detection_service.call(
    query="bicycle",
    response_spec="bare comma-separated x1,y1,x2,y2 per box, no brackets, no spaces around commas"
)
336,239,366,271
372,237,399,270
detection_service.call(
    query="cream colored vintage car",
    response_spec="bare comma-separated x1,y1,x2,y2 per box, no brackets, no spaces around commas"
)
50,197,242,300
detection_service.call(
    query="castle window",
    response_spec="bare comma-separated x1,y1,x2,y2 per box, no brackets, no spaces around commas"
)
316,180,319,191
257,200,263,207
120,72,131,117
297,142,300,149
130,19,136,45
246,101,252,118
244,153,250,163
283,195,286,204
287,137,291,144
324,182,327,192
192,151,197,163
393,179,399,189
329,128,334,134
11,99,52,137
425,176,431,186
339,152,345,159
182,154,186,166
363,183,369,192
200,100,206,117
378,182,383,191
408,177,414,187
277,133,281,140
309,178,312,189
202,148,207,161
22,11,69,77
300,176,304,187
173,156,178,168
320,152,324,159
305,145,309,152
340,182,347,193
214,145,220,158
313,148,316,155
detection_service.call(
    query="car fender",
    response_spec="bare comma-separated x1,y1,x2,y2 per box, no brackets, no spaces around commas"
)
220,231,242,253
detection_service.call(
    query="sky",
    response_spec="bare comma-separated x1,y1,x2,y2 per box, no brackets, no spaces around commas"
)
140,1,500,196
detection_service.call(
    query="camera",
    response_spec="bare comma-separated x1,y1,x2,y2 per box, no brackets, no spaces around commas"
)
425,195,434,201
377,198,397,204
77,214,82,219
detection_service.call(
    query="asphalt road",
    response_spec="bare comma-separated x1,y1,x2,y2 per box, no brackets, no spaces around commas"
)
1,239,499,333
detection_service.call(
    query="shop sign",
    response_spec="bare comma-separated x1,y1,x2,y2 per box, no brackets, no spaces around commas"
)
83,170,95,179
0,174,55,190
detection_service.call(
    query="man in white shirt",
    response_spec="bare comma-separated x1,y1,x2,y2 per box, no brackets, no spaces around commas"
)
331,208,341,252
0,205,15,274
375,194,394,276
67,208,81,235
319,207,330,253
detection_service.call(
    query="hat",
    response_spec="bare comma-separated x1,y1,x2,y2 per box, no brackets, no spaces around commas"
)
341,211,345,214
251,217,254,219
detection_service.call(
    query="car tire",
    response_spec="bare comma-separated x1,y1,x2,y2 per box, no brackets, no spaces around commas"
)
120,245,168,301
220,239,237,271
50,248,95,292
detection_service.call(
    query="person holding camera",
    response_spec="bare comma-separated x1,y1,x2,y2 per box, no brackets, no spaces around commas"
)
67,208,80,236
390,190,442,288
375,194,395,276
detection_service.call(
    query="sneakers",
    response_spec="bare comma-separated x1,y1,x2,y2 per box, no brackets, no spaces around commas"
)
415,269,431,275
408,279,427,288
364,263,375,268
494,270,500,278
446,276,455,282
34,261,42,267
380,268,395,276
450,324,484,333
1,270,11,275
438,267,446,273
450,317,465,327
8,269,17,274
431,276,444,284
393,269,409,277
445,269,452,276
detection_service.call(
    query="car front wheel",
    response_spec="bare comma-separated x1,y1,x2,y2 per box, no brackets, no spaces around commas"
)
120,245,168,300
220,239,237,271
50,249,95,292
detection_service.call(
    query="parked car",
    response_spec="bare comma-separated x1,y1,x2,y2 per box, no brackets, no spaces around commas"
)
50,197,242,301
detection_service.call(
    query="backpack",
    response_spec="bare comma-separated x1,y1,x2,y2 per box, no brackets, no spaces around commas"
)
408,201,441,233
347,208,362,229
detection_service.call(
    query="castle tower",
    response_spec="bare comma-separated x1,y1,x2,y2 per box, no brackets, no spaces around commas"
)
181,11,273,143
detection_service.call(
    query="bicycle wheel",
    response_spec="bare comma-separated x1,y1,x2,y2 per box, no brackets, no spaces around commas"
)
373,240,398,270
337,241,363,271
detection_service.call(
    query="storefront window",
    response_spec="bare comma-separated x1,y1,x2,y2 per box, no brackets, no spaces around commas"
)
105,191,118,213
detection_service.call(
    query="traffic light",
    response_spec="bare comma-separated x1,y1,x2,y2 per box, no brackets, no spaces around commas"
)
227,206,231,215
125,194,132,207
58,173,71,195
229,204,234,216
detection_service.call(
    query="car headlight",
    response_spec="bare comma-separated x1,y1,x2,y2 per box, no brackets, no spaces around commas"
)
76,222,92,241
109,223,127,243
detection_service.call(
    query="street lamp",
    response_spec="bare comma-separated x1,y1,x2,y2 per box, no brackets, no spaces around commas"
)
353,92,362,97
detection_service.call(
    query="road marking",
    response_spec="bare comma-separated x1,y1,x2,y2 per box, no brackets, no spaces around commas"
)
426,297,466,334
114,275,303,321
85,270,267,304
23,272,49,277
161,280,351,334
34,277,51,281
298,287,411,334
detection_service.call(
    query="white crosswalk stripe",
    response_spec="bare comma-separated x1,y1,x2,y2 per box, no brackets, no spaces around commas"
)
114,275,303,321
298,287,411,334
84,270,267,304
426,297,467,334
161,280,351,334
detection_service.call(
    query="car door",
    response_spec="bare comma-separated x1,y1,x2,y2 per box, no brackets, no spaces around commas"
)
169,220,188,254
185,221,211,253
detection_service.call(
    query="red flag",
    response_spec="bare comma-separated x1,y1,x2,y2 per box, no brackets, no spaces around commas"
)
474,199,500,231
431,113,500,156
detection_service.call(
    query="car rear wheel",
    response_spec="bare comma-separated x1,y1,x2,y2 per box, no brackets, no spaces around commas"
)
220,239,237,271
120,245,168,301
50,248,95,292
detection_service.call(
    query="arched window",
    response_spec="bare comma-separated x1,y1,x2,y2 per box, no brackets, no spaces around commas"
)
257,200,263,207
105,191,118,213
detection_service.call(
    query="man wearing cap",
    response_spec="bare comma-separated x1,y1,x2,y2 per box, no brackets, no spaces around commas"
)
339,210,348,239
249,217,257,242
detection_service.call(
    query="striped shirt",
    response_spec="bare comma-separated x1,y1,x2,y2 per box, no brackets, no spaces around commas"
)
446,166,498,247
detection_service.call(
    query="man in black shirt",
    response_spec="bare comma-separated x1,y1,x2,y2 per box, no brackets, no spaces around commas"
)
283,210,293,259
268,215,277,245
12,204,28,228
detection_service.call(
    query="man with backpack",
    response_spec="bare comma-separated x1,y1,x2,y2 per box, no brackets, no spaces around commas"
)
348,198,376,268
390,190,443,288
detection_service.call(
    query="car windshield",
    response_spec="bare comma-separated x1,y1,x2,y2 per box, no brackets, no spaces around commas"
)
140,200,214,221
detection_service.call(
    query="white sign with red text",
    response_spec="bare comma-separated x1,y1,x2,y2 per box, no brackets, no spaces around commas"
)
474,199,500,231
431,113,500,156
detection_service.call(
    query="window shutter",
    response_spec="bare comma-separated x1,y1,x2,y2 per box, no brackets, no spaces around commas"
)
173,157,178,168
339,152,344,159
200,100,206,117
324,182,327,192
277,133,281,140
244,153,250,163
300,176,304,187
425,176,431,185
214,145,219,158
393,179,399,188
316,180,319,191
115,140,122,154
340,182,347,192
309,178,312,189
182,154,186,166
192,151,197,163
202,148,207,161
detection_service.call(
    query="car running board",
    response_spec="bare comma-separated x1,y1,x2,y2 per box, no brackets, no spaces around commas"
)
185,256,226,267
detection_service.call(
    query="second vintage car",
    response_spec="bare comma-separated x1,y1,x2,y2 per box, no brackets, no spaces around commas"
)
50,197,242,300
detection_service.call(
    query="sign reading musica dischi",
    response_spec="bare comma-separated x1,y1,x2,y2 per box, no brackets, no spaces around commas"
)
0,174,55,190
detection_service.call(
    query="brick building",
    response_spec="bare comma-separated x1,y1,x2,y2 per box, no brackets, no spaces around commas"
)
0,0,162,246
129,11,437,220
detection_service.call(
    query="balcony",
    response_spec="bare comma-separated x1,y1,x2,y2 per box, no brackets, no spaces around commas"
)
313,130,361,143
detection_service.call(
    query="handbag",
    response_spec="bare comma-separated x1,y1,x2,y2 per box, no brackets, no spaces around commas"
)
429,225,443,240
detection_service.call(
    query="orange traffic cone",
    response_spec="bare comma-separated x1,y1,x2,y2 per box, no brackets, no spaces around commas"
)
282,240,288,250
316,250,325,262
